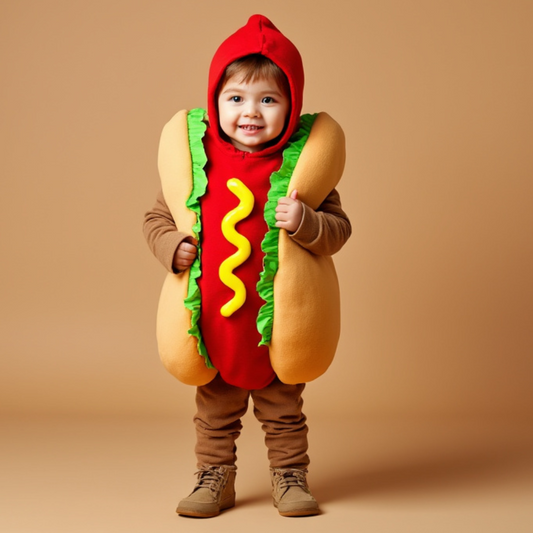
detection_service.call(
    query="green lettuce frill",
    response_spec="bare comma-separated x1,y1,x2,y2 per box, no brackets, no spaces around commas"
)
183,108,214,369
256,113,317,346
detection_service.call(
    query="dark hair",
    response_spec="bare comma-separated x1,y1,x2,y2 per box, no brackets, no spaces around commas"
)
217,54,290,98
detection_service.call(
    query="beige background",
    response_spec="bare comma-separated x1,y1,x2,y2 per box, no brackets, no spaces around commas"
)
1,1,533,532
2,0,532,419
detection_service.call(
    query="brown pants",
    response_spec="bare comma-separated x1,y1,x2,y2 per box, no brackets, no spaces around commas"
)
194,373,309,469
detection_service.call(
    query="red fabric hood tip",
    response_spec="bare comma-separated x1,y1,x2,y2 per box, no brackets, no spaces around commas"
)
207,14,305,157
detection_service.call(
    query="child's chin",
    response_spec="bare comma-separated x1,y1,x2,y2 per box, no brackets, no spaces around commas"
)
232,138,266,153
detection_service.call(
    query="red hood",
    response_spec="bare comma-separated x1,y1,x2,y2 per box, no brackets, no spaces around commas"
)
207,15,304,157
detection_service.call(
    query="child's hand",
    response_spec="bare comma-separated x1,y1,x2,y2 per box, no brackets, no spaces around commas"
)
275,190,303,233
172,237,198,272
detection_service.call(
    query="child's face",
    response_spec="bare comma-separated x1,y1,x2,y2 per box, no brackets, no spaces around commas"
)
217,77,290,153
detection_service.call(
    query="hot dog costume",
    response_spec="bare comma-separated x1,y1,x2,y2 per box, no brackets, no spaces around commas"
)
144,15,351,393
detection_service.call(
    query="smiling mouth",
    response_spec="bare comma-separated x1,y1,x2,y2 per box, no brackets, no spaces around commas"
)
239,125,264,131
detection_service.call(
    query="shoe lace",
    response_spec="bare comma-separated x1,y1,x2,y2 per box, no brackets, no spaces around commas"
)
193,466,229,494
273,468,309,492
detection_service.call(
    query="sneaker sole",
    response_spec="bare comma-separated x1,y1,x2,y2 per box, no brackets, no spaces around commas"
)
278,507,320,517
176,497,235,518
273,499,320,517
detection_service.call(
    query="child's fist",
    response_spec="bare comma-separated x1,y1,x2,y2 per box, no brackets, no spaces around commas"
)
275,189,303,233
172,237,198,272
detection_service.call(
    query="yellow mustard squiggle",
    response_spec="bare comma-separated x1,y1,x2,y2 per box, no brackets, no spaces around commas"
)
219,178,255,317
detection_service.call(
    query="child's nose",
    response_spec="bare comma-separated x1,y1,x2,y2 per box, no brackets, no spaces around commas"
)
243,103,260,118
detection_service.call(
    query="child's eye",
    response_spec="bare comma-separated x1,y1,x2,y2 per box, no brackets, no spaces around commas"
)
262,97,275,104
230,96,242,103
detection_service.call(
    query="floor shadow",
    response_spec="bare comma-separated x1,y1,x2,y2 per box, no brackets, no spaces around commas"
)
235,493,271,507
313,443,533,504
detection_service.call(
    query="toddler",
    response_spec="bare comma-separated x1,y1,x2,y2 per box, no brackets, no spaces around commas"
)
144,14,351,517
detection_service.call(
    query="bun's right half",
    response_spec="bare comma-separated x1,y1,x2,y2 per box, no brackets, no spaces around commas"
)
269,113,346,384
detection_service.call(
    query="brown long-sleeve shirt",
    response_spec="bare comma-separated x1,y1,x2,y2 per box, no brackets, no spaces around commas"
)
143,188,351,272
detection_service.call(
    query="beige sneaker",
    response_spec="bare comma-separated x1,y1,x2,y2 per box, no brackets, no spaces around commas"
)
270,468,320,517
176,465,237,518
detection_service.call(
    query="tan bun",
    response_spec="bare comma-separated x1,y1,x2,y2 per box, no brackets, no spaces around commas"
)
155,111,345,386
156,110,217,386
270,113,345,383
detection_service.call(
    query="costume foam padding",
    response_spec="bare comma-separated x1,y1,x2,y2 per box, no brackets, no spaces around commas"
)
156,109,217,386
155,110,345,386
270,112,345,383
